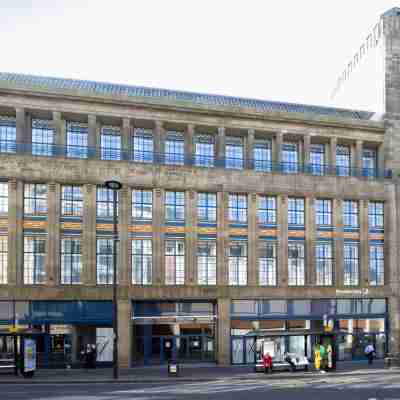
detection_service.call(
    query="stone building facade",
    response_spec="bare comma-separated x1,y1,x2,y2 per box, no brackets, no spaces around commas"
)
0,8,400,368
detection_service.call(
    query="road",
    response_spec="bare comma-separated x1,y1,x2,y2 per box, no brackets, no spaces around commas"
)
2,372,400,400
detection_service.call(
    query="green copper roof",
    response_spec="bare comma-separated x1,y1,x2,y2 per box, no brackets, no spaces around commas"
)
0,72,374,120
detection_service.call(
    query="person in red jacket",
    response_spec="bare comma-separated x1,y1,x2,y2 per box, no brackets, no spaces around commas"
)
262,352,273,373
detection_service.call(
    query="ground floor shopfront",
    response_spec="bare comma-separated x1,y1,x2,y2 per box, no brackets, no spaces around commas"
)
0,297,394,368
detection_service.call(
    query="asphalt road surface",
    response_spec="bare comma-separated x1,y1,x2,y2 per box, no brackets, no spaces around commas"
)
2,373,400,400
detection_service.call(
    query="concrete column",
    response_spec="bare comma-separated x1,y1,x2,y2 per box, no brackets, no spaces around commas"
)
248,193,257,286
356,140,363,174
246,129,255,169
117,299,132,368
274,131,283,166
303,134,311,167
185,190,197,285
330,137,337,172
217,298,230,365
216,127,226,161
152,188,164,284
217,191,228,286
154,121,165,160
185,124,195,165
119,188,130,285
46,183,60,286
7,179,23,285
83,184,96,285
333,199,343,286
305,197,315,285
122,118,131,160
360,200,369,287
278,195,288,286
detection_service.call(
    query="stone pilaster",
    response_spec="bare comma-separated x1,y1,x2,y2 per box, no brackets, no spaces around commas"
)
330,137,337,171
83,184,96,285
122,118,131,160
278,195,288,286
88,115,97,157
217,298,230,365
388,296,400,355
356,140,363,173
216,127,225,160
248,193,257,286
185,190,197,285
217,191,228,286
152,188,164,285
378,143,385,176
333,198,343,286
305,197,315,285
360,200,369,287
185,124,194,164
303,134,311,166
154,120,165,159
274,131,283,167
119,188,130,285
387,185,398,287
46,182,59,286
246,129,255,169
117,298,132,368
15,108,27,144
53,112,66,157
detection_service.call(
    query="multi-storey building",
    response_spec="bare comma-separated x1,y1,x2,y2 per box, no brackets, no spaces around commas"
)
0,8,400,369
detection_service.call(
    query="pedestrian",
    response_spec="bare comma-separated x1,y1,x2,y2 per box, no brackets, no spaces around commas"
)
326,343,333,370
314,344,322,373
262,352,273,373
364,342,375,365
319,343,327,372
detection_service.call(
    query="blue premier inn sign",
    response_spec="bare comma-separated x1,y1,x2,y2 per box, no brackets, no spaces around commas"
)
24,338,36,373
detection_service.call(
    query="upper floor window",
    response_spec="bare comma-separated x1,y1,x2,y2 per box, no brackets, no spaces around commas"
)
197,192,217,223
343,200,358,228
362,149,377,177
229,241,247,286
195,134,214,167
165,239,185,285
258,196,276,225
24,236,46,284
288,242,305,286
254,139,272,172
0,236,7,284
132,128,153,163
132,189,152,220
368,201,384,230
0,116,16,153
229,193,247,223
369,244,384,286
0,182,8,215
315,242,333,286
197,240,217,285
96,187,118,218
66,122,88,159
315,199,332,226
96,238,118,284
288,197,304,226
258,241,277,286
61,238,82,284
132,238,152,285
165,131,185,165
344,242,359,286
61,185,83,217
165,191,185,221
310,144,325,175
282,142,298,173
32,119,54,156
100,126,121,160
336,145,351,176
226,136,244,169
24,183,47,216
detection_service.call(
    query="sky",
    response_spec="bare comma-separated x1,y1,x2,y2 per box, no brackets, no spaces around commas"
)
1,0,399,112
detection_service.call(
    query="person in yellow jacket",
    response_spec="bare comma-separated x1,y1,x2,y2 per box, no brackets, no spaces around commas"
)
314,344,321,372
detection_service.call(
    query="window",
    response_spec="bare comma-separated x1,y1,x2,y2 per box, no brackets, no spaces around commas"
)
258,196,276,225
197,193,217,223
343,200,358,228
24,237,46,284
132,189,152,220
288,242,305,286
282,142,298,173
310,144,325,175
66,122,88,159
316,242,333,286
315,199,332,226
96,238,117,284
0,237,7,284
195,134,214,167
254,139,272,171
132,128,153,163
97,187,118,218
229,241,247,285
226,136,244,169
0,182,8,215
368,202,384,230
165,131,184,165
32,119,54,156
61,186,83,217
229,193,247,223
165,239,185,285
369,244,384,286
259,241,277,286
61,238,82,284
344,242,359,286
0,116,16,153
165,191,185,221
100,126,121,160
336,145,351,176
132,239,152,285
24,183,47,215
362,149,377,177
288,198,304,226
197,241,216,285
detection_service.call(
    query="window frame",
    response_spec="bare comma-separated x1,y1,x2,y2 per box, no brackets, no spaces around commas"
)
197,192,217,223
315,241,333,286
23,236,46,284
165,191,185,222
66,121,88,159
165,131,185,165
343,200,359,228
0,236,7,284
288,242,305,286
132,189,153,220
315,199,332,227
24,183,48,216
0,116,16,153
197,240,217,285
369,244,384,286
100,126,122,161
344,242,359,286
132,128,154,163
0,182,8,215
60,237,82,285
165,239,185,285
31,119,55,157
229,193,247,223
228,241,247,286
96,187,119,219
132,238,152,285
61,185,83,217
288,197,305,226
258,241,277,286
258,195,277,225
368,201,384,230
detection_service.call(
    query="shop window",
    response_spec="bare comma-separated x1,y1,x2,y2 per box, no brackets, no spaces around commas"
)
231,300,257,315
291,300,311,315
259,300,287,315
0,182,7,215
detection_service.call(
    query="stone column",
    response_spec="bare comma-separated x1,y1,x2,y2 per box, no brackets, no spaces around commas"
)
305,197,315,285
333,199,343,286
216,127,226,163
46,183,60,286
388,296,400,355
185,124,195,165
15,108,27,144
119,188,130,286
303,134,311,169
185,190,197,285
360,200,369,287
53,111,66,156
152,188,164,285
117,298,132,368
248,193,257,286
7,179,23,285
356,140,363,175
217,191,228,286
387,185,398,287
330,137,337,173
154,121,165,162
246,129,255,169
83,184,96,285
274,131,283,168
122,118,131,160
88,114,97,157
278,195,288,286
217,298,230,365
378,143,385,177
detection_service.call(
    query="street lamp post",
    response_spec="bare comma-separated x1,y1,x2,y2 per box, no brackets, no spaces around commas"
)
105,180,122,380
